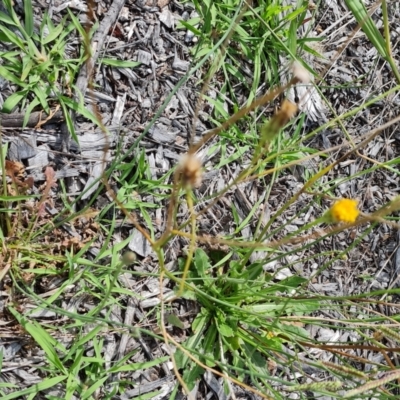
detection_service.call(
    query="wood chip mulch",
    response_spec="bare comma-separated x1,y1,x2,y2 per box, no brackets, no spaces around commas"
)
1,0,400,399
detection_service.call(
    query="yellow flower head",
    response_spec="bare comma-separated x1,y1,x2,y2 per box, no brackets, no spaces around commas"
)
329,199,359,223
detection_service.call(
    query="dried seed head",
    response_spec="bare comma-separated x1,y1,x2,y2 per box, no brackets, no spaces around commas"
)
260,99,298,146
272,99,298,130
177,154,202,188
291,60,311,84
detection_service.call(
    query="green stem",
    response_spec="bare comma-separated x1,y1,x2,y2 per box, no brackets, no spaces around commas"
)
0,133,11,236
178,189,196,296
382,0,400,84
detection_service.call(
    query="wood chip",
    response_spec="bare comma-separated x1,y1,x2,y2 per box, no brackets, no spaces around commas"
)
148,123,178,144
111,94,126,126
136,50,152,66
81,161,106,200
27,144,49,169
172,55,189,72
8,136,37,160
159,8,174,28
128,228,153,257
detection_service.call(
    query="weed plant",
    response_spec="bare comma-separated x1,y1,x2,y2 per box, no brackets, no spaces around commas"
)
1,0,400,399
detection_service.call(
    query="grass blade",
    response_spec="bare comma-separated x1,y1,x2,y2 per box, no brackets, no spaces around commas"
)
344,0,387,59
8,308,67,373
24,0,34,37
108,356,169,373
1,90,27,113
1,376,68,400
99,58,141,68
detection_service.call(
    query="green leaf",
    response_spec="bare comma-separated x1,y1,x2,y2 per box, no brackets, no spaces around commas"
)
24,0,34,37
217,145,250,168
203,324,218,367
81,376,108,400
218,322,234,337
2,91,27,113
68,347,84,377
59,94,103,127
260,335,283,352
33,85,50,113
67,9,89,44
20,56,34,81
176,311,209,370
0,376,68,400
56,20,76,45
182,363,204,390
64,347,83,400
138,205,154,238
235,197,264,234
108,356,169,373
241,342,267,372
65,325,103,361
23,97,41,128
245,303,286,314
0,195,38,201
24,36,42,60
278,322,310,340
177,19,202,34
277,276,308,291
0,348,3,371
246,262,264,281
99,58,141,68
179,288,197,301
344,0,387,60
3,0,20,25
0,24,25,49
7,308,67,373
135,389,166,400
59,98,79,145
191,308,209,333
167,314,185,329
203,94,230,119
0,11,17,26
0,50,20,61
42,18,65,44
97,235,131,260
0,65,26,87
193,248,210,277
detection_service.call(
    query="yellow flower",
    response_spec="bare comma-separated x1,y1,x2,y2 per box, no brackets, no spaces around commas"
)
329,199,359,223
266,331,275,339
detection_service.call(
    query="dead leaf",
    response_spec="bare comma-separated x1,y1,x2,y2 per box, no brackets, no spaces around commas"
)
44,166,57,188
5,160,25,182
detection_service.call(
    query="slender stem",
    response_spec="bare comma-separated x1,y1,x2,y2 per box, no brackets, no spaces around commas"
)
382,0,391,58
178,189,196,296
157,250,193,400
0,132,11,237
382,0,400,83
153,180,180,251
